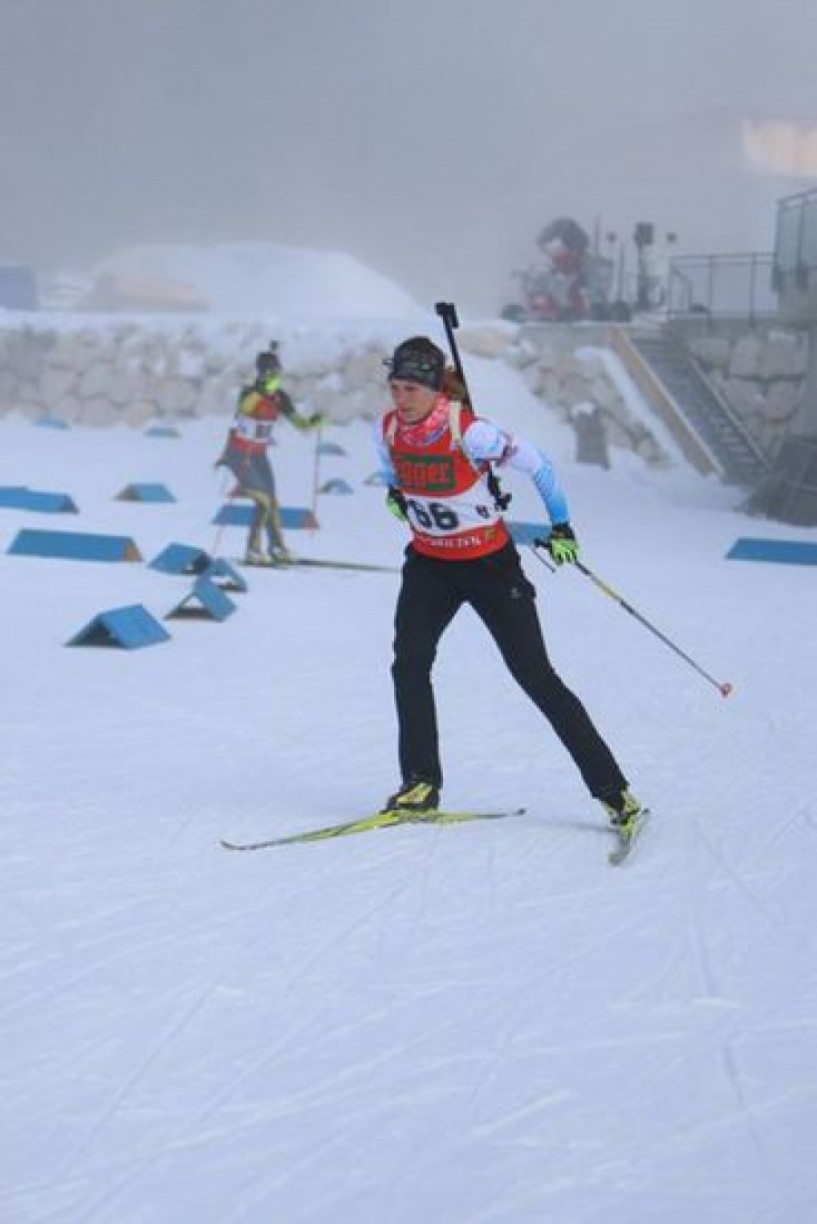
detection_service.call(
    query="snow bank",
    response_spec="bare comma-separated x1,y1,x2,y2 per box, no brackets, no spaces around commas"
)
94,242,426,320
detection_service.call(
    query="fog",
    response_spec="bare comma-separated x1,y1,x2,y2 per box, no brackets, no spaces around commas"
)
1,0,815,312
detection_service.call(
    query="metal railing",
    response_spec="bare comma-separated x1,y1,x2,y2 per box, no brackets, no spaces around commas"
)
666,253,776,321
774,186,817,289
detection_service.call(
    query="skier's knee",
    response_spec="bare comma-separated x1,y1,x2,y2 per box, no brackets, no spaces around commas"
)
392,644,435,685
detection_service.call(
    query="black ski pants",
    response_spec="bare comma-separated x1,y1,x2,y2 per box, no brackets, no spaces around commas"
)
391,543,628,800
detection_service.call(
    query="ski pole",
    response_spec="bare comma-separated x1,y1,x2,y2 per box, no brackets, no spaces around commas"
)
532,538,733,698
527,541,556,573
310,422,323,530
435,301,469,397
435,301,511,511
209,464,234,560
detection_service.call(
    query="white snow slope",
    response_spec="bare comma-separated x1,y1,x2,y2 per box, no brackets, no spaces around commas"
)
1,307,816,1224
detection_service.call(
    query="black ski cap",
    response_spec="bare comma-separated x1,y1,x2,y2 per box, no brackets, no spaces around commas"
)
256,346,281,377
386,337,445,391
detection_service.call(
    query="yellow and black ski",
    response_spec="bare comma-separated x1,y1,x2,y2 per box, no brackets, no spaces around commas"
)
221,807,526,852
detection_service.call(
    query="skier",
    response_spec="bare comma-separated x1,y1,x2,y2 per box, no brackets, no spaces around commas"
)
374,335,643,836
216,344,321,565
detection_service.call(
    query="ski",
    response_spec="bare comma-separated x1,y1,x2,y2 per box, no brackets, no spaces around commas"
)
290,557,398,573
221,807,526,851
608,808,651,866
240,556,398,573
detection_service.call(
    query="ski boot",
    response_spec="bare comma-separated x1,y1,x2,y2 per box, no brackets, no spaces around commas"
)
600,786,643,832
381,778,440,816
269,544,295,566
600,787,649,865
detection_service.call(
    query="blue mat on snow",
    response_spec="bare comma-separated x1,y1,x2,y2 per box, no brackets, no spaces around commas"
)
9,529,142,562
115,483,176,503
67,604,170,649
213,503,319,530
149,543,213,574
0,487,78,513
726,537,817,566
165,577,236,622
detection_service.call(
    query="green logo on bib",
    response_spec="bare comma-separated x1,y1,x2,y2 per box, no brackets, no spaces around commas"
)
393,452,456,493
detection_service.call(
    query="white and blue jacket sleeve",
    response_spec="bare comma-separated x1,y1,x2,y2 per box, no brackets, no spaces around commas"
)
462,418,571,525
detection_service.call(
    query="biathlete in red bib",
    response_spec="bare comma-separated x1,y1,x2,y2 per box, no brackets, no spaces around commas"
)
374,334,644,834
216,344,321,565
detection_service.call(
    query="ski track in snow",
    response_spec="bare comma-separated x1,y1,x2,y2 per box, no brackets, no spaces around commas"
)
1,397,816,1223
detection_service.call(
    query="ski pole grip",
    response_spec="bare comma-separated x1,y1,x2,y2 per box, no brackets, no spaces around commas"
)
435,301,459,329
435,300,467,391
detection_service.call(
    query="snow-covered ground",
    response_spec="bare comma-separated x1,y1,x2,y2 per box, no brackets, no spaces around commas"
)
1,267,816,1222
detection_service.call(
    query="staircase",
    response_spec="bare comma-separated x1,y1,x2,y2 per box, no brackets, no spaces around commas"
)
613,326,770,486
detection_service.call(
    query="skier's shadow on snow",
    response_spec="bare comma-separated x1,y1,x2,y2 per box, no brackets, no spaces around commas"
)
539,815,610,837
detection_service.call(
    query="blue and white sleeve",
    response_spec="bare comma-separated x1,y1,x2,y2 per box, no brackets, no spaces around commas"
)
463,419,571,525
372,420,397,486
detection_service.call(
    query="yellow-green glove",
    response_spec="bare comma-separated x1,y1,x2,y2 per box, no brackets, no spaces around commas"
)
547,522,579,565
386,486,408,522
295,411,324,432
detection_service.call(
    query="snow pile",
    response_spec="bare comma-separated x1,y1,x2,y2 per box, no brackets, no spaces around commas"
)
93,242,426,320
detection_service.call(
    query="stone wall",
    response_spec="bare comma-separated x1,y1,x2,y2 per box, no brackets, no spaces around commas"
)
0,316,673,468
501,324,668,465
0,319,416,429
673,319,810,456
10,314,806,469
0,320,273,427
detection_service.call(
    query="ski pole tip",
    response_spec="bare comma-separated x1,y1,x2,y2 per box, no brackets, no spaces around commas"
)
719,681,734,698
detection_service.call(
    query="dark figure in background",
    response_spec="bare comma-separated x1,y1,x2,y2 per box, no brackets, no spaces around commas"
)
216,344,321,565
534,217,591,320
502,216,598,324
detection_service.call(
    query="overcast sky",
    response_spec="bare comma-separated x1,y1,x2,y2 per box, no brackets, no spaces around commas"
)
1,0,816,311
